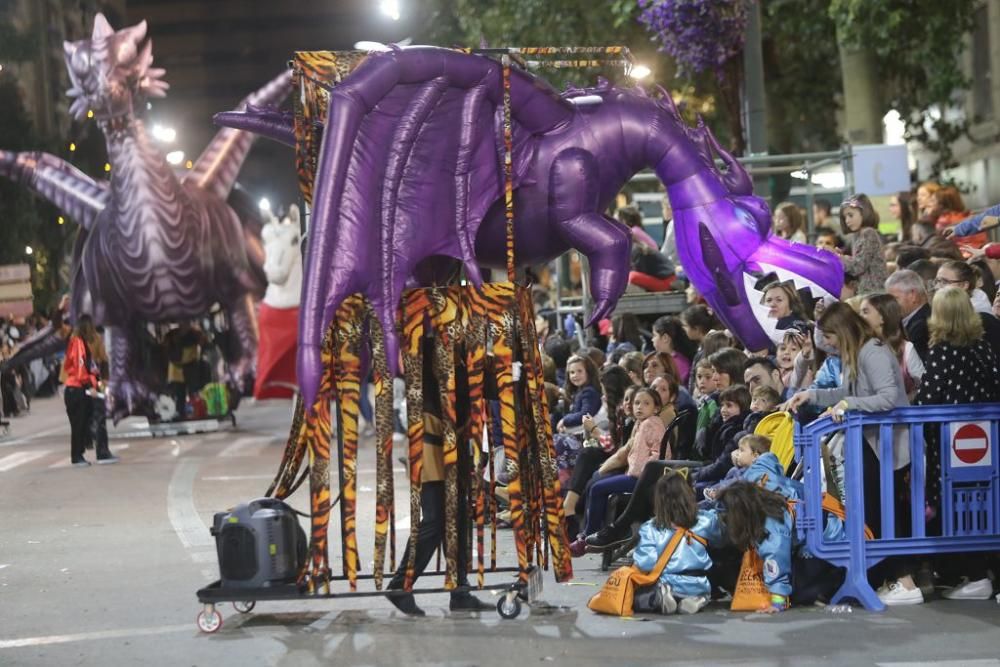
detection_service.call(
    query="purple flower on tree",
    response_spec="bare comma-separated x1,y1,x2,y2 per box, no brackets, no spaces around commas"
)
637,0,751,80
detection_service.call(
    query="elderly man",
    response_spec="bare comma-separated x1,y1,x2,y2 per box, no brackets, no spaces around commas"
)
886,269,931,363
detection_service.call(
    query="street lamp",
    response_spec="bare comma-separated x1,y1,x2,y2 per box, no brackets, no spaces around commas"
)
165,150,185,165
259,197,271,213
151,124,177,142
379,0,400,21
25,245,33,256
630,64,652,80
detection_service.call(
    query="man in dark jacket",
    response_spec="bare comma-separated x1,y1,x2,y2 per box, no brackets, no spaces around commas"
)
886,269,930,363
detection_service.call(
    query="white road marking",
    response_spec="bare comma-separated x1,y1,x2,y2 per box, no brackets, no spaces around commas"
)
878,662,1000,667
0,425,69,448
166,458,213,550
201,474,273,481
0,450,51,472
190,551,217,563
0,624,191,649
218,436,267,457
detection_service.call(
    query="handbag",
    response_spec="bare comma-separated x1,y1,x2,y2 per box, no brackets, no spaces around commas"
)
588,526,704,616
730,548,772,611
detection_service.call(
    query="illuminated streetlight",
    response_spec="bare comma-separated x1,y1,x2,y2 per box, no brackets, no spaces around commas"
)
165,150,185,165
630,64,652,80
58,216,65,225
87,109,94,119
151,124,176,142
378,0,400,21
185,160,193,169
104,162,111,172
25,245,33,256
69,142,76,152
258,197,271,213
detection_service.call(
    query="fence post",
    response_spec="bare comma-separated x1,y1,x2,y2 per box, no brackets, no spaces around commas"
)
831,414,884,610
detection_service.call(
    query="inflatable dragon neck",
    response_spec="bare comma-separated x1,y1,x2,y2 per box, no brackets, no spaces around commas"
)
216,47,843,409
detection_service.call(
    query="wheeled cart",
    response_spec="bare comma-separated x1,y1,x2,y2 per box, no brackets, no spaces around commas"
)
195,565,544,632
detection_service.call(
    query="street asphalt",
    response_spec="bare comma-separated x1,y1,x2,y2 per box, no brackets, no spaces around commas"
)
0,395,998,666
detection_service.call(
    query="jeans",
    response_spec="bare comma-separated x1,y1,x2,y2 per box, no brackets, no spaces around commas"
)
583,473,637,535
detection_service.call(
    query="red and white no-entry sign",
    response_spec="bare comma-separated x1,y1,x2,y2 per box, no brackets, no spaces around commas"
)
950,421,992,467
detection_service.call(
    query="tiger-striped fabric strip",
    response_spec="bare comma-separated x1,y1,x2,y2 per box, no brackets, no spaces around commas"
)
368,311,395,590
401,291,429,590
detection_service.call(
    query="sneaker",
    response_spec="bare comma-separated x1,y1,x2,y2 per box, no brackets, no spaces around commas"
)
569,537,587,558
942,577,994,600
658,583,677,614
96,455,120,465
679,595,709,615
878,581,924,606
71,459,91,467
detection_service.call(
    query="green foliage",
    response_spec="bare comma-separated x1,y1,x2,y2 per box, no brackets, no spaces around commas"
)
831,0,980,175
415,0,654,88
761,0,841,153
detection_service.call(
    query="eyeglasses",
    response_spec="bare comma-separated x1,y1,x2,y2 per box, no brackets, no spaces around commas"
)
933,277,966,287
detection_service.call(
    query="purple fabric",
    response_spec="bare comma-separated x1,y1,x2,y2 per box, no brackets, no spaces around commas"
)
216,48,843,409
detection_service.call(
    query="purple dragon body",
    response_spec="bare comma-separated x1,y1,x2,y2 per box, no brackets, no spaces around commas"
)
0,14,292,420
217,47,844,410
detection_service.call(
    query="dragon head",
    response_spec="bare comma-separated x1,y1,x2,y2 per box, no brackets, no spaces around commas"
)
646,89,843,350
63,13,168,122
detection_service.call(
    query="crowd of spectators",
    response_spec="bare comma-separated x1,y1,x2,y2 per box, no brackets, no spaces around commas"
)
532,184,1000,613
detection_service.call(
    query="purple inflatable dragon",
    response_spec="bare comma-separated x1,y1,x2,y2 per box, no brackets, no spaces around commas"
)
217,47,843,410
0,14,292,420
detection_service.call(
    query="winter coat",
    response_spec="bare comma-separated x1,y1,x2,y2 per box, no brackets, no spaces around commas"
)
632,511,724,598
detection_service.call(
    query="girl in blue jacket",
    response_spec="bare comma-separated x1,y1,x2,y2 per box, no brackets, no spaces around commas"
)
716,482,794,613
632,470,725,615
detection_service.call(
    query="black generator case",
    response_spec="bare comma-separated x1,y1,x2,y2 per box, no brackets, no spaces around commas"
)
211,498,307,588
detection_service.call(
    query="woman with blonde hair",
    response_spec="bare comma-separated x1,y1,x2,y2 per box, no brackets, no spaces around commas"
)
879,288,1000,605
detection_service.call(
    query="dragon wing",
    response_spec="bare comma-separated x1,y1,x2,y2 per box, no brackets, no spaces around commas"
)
291,47,572,407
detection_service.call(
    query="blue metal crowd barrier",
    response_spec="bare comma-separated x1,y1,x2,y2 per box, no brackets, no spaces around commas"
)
794,404,1000,611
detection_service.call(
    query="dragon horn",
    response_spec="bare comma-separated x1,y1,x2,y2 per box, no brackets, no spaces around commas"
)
129,19,148,44
92,13,113,40
655,84,681,120
704,124,753,195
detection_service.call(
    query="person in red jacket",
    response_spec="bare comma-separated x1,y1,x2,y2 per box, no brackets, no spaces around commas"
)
63,315,100,467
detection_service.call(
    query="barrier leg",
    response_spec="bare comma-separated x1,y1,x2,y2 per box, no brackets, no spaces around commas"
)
832,420,885,611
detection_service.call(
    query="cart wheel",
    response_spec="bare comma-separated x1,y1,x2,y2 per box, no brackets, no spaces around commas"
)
233,600,255,614
497,595,522,620
197,608,223,633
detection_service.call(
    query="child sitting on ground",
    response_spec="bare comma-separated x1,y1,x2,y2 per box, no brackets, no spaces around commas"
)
715,482,794,613
630,470,724,615
570,387,666,556
703,434,771,504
